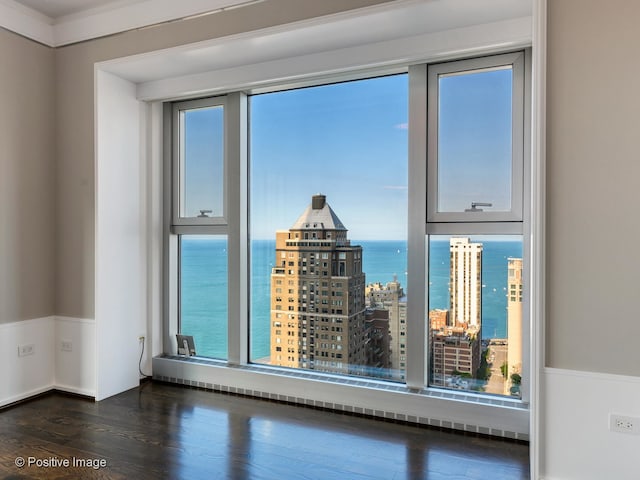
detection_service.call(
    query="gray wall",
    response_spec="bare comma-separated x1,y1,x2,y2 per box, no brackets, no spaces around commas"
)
7,0,637,378
0,29,55,324
546,0,640,377
54,0,393,318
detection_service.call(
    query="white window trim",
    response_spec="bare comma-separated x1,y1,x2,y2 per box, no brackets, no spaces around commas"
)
94,0,539,444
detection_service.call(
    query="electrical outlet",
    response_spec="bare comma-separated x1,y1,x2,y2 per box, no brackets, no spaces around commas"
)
61,340,73,352
18,344,35,357
610,414,640,434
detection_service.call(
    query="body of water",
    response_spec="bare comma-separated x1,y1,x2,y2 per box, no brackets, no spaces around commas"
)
181,238,522,359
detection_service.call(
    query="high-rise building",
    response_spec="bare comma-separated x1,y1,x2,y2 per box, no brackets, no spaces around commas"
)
506,257,523,395
429,238,483,388
269,194,367,375
449,237,483,329
365,277,407,380
364,308,391,373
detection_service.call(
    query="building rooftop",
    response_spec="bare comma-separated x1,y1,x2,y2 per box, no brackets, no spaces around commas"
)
291,194,347,231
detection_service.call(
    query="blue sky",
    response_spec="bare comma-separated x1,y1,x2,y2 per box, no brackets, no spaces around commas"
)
438,68,512,212
183,68,512,240
184,106,224,218
250,74,409,240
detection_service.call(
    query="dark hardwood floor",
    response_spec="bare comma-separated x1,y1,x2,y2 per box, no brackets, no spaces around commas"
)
0,382,529,479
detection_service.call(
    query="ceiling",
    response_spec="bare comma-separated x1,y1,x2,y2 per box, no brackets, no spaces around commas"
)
0,0,261,46
1,0,532,49
12,0,144,19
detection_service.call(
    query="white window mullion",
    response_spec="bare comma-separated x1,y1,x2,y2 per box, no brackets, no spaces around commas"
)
406,64,428,389
520,48,533,405
226,91,248,366
163,103,178,355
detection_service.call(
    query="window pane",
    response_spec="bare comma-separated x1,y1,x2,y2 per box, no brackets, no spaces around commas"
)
181,105,224,218
180,235,228,359
428,236,523,397
437,67,512,213
249,75,408,382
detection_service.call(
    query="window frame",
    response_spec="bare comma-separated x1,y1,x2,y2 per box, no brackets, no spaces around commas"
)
171,95,228,229
164,51,531,417
426,51,526,227
420,50,532,401
166,94,245,359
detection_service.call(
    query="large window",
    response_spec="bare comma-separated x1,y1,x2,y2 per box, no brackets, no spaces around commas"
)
426,52,527,397
249,75,408,381
171,97,230,360
168,52,529,399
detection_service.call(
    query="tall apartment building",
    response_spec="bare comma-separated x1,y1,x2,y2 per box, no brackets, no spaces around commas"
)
365,277,407,380
430,238,483,387
506,257,523,394
270,195,367,375
449,237,483,329
364,308,391,373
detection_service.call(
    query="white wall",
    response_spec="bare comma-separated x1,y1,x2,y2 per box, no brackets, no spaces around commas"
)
94,70,146,401
0,317,96,407
55,317,96,396
541,368,640,480
0,318,55,406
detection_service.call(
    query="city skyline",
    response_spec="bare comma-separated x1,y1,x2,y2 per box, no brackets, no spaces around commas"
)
179,230,522,394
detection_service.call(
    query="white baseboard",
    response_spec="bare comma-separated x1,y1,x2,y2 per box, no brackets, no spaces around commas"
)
0,385,56,408
540,367,640,480
0,316,96,407
54,384,96,398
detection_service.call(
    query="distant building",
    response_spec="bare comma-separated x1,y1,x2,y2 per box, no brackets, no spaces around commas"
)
364,308,391,374
506,257,523,394
449,237,483,329
431,328,480,387
429,309,449,332
365,278,407,380
429,237,483,387
269,194,367,375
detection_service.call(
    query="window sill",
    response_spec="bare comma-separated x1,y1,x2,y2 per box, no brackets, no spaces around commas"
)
152,355,528,441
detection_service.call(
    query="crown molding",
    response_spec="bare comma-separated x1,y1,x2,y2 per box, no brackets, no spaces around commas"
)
0,0,260,47
0,0,54,45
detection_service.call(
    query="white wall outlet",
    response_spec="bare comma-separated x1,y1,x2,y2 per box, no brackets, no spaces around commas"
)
18,344,35,357
61,340,73,352
610,414,640,434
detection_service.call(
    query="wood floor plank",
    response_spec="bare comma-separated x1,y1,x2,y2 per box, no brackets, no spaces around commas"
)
0,382,529,479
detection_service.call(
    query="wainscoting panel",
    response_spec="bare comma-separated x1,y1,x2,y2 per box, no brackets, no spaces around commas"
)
541,368,640,480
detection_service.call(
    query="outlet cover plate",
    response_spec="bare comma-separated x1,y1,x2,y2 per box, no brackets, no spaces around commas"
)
610,414,640,434
18,344,35,357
